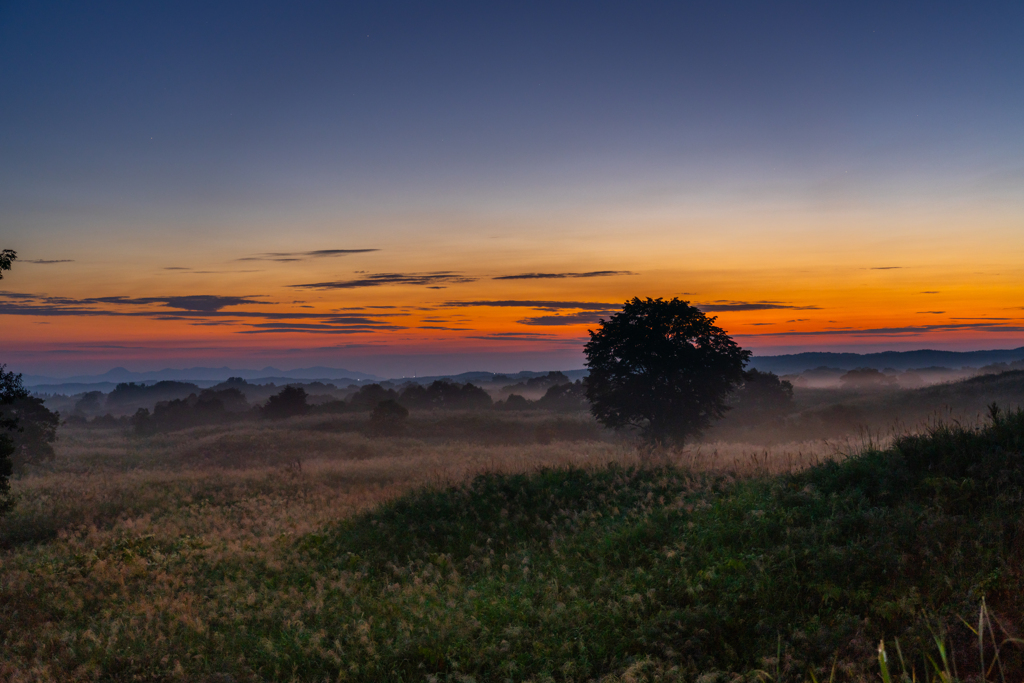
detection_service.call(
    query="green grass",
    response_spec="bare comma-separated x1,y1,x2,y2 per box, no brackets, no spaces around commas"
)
5,409,1024,680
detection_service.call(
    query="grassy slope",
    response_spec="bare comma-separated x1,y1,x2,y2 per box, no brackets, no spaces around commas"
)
4,410,1024,681
708,369,1024,443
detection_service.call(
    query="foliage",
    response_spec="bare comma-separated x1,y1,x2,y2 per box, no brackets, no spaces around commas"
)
1,365,28,513
399,380,493,410
105,381,201,414
261,385,310,419
132,388,250,434
347,383,400,411
499,371,571,396
0,248,15,278
72,390,105,417
0,364,60,472
535,378,590,411
585,297,751,444
496,393,532,410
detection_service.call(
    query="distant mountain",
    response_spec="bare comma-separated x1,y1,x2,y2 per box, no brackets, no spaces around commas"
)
22,365,381,387
22,348,1024,393
749,347,1024,375
384,369,590,385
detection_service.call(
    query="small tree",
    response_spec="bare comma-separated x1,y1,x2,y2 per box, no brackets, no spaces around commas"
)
584,297,750,444
262,386,309,419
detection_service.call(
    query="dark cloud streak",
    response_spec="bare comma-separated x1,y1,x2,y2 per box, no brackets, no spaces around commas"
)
444,300,621,311
291,272,476,289
238,249,379,262
696,301,821,312
493,270,634,280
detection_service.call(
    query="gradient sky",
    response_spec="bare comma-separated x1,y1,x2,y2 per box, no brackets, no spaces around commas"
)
2,1,1023,377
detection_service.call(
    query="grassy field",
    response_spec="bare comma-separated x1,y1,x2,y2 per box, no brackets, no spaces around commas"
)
2,407,1023,681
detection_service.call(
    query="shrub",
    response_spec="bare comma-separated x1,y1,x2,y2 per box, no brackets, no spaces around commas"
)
496,393,533,411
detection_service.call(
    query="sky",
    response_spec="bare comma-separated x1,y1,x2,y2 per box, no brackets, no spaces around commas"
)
2,1,1023,377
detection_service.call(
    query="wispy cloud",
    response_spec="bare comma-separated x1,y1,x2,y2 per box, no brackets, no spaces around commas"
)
239,321,403,334
695,300,821,312
24,259,74,264
868,266,902,270
0,293,403,336
493,271,634,280
518,312,613,326
291,272,476,289
444,300,621,312
467,332,573,342
238,249,379,262
735,322,1024,338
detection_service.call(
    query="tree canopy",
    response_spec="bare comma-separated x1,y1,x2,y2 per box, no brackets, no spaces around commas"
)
584,297,750,444
262,386,310,419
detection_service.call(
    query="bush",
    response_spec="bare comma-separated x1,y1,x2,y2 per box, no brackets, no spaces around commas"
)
496,393,533,411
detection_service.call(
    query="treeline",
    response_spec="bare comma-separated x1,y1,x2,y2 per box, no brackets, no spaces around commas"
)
328,379,589,413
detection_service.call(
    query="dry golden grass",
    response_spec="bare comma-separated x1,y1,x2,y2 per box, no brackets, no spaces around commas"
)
0,415,848,682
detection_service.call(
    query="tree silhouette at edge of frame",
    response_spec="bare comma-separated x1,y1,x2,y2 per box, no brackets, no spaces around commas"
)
0,249,15,279
0,250,17,514
584,297,751,445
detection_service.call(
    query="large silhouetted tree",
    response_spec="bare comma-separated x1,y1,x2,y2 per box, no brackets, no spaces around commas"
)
584,297,750,444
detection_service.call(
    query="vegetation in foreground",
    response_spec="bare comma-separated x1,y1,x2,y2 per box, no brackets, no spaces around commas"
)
1,408,1023,681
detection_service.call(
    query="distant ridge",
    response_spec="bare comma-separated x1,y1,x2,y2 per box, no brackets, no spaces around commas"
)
748,346,1024,375
21,347,1024,391
23,365,382,387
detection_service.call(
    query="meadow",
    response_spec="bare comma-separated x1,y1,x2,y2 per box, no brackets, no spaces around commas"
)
2,387,1024,681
